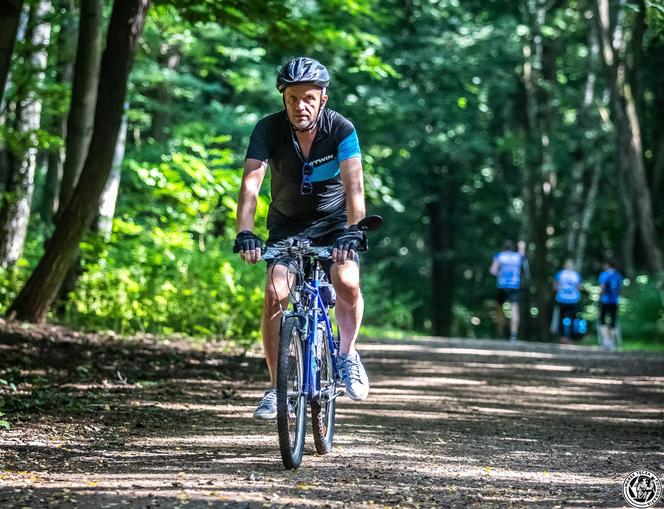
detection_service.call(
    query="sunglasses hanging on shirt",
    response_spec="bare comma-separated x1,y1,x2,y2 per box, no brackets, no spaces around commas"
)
290,125,316,196
301,162,314,195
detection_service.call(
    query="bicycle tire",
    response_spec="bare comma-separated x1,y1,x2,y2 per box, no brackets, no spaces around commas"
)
311,323,336,455
277,316,307,469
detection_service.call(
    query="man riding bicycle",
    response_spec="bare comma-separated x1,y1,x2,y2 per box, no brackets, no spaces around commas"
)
234,57,369,419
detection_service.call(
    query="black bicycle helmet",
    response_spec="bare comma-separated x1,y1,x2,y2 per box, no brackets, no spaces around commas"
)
276,57,330,92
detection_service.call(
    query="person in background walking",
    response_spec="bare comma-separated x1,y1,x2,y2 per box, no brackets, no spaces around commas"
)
553,259,583,344
490,240,528,342
598,258,623,350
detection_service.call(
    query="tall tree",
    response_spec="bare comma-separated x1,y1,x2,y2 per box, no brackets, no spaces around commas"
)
7,0,150,322
97,104,128,239
521,0,561,338
0,0,52,267
564,12,606,274
0,0,23,107
57,0,104,216
428,181,457,337
40,0,76,225
594,0,662,273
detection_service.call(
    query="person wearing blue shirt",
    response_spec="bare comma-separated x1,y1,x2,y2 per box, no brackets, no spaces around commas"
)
553,260,583,344
490,240,528,342
598,258,623,350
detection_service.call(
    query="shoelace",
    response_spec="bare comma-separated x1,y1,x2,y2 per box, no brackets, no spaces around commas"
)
341,357,363,383
261,390,277,406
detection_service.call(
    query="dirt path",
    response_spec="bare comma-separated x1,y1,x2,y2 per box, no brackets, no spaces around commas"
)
1,328,663,508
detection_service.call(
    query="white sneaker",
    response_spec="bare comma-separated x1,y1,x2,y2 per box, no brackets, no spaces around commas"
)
338,352,369,401
253,388,277,419
602,337,616,351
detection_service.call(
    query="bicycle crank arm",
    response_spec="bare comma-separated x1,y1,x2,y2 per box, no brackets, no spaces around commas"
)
313,387,345,401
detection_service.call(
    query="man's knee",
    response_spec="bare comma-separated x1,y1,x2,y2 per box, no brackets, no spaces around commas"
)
265,265,292,308
332,263,361,303
336,283,361,304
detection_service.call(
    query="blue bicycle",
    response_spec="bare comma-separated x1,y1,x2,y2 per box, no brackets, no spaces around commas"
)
262,215,382,469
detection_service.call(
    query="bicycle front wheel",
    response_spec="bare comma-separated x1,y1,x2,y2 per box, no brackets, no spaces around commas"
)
311,323,336,455
277,316,307,469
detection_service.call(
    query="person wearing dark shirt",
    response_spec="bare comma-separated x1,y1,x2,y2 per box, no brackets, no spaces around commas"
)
598,258,623,350
234,57,369,419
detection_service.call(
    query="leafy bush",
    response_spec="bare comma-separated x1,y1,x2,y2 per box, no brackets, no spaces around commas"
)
57,139,270,343
361,269,415,331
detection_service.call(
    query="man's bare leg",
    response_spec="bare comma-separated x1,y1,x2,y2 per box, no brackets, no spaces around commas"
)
331,261,363,354
510,302,520,341
495,302,506,338
261,264,294,386
331,259,368,400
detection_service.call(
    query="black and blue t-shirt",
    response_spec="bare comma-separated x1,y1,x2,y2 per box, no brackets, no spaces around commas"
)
245,108,361,238
599,269,623,305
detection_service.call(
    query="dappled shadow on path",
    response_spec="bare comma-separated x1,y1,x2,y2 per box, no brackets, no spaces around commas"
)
1,330,663,508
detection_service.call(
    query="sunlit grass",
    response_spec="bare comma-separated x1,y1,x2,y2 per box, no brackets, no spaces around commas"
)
359,325,424,340
577,335,664,352
620,340,664,352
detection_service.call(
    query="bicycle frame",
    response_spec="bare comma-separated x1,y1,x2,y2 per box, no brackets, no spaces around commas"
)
282,254,339,403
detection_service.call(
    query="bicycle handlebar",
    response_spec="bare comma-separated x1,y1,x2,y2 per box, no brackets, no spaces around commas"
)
233,215,384,256
262,242,334,262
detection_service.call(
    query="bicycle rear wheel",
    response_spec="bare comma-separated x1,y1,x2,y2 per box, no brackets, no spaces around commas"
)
311,323,336,455
277,316,307,469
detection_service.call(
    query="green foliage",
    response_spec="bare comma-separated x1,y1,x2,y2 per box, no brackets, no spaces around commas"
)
0,378,17,430
362,269,415,331
2,0,663,347
618,277,664,341
66,236,266,342
577,275,664,345
63,137,269,342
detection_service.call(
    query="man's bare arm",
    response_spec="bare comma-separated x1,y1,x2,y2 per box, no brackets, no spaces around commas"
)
236,158,266,264
237,158,267,233
340,157,365,226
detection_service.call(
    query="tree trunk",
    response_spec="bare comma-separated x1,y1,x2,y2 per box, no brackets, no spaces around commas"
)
427,186,456,337
40,0,76,226
150,48,181,143
57,0,104,216
0,0,52,268
653,129,664,199
566,15,599,261
7,0,150,323
594,0,663,273
575,161,602,273
597,96,636,276
619,158,636,277
565,155,585,257
628,0,645,121
97,105,128,239
521,0,558,340
0,0,23,107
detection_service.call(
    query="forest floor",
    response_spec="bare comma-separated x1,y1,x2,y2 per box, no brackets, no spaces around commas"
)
1,322,663,508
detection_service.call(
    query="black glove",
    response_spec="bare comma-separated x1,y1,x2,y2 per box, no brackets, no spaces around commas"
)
233,230,262,253
334,225,365,254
